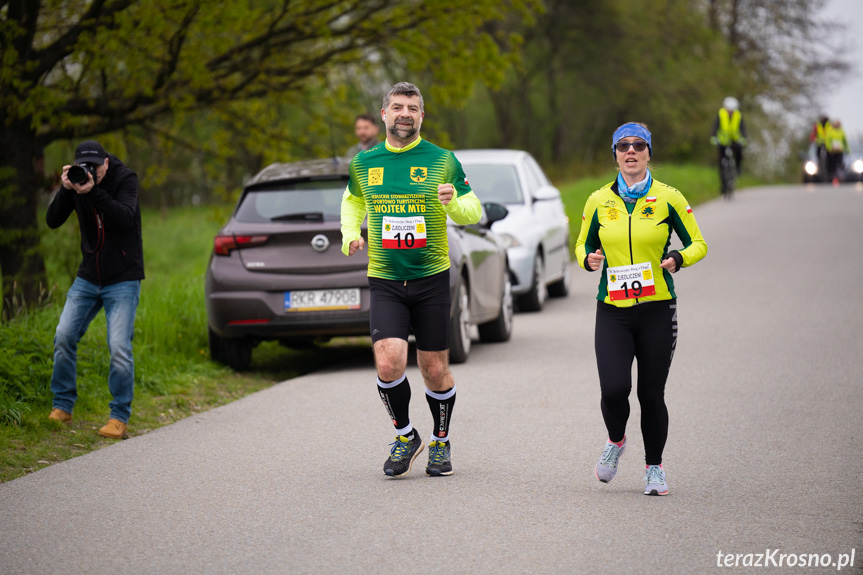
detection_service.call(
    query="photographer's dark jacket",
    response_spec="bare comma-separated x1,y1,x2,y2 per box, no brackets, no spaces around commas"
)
46,154,145,286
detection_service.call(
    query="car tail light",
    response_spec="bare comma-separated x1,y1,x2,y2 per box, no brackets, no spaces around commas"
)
213,235,269,256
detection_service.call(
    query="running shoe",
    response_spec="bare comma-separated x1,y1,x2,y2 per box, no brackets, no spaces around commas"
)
383,432,424,478
595,436,626,483
425,440,453,476
644,464,669,496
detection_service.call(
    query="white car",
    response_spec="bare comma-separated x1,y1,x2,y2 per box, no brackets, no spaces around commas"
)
456,149,570,311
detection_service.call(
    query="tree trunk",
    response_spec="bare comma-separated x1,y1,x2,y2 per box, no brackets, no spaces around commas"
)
0,120,48,320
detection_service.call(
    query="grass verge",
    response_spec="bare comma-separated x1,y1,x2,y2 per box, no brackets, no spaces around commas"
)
0,205,371,483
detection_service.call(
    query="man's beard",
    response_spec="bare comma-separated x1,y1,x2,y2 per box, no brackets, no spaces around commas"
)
389,120,417,140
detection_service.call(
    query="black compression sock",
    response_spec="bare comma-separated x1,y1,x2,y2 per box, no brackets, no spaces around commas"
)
377,374,412,432
426,386,456,441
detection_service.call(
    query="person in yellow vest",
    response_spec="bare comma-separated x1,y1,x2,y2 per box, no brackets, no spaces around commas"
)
809,115,832,181
809,115,831,148
826,119,849,183
710,97,747,184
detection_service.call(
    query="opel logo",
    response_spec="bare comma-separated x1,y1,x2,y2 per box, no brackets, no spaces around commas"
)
311,234,330,252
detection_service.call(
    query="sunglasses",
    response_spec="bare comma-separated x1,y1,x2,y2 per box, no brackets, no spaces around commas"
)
615,141,648,152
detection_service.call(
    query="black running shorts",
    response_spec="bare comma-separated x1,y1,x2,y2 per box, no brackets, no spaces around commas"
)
368,270,451,351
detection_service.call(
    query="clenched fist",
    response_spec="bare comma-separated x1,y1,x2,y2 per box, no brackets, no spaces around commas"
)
348,236,365,256
438,183,455,206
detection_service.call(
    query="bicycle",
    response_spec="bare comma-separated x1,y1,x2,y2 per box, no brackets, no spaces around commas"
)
720,146,736,200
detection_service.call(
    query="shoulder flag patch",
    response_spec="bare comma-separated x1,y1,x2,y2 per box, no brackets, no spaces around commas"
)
582,212,586,220
685,205,692,213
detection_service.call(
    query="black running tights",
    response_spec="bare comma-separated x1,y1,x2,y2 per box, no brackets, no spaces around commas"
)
595,300,677,465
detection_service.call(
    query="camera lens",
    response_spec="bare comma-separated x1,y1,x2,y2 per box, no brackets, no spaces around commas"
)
68,165,88,185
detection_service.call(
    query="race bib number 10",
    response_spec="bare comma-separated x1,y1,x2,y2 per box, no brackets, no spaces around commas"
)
607,261,656,301
382,216,427,249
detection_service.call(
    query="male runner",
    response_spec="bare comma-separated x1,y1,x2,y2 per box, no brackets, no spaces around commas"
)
340,82,481,477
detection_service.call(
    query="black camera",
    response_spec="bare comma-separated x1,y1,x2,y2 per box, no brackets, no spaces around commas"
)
68,163,98,186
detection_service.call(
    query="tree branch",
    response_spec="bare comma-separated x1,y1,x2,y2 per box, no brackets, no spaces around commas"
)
33,0,135,79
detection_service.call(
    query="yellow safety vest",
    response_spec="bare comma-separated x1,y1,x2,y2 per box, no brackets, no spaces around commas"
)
717,109,742,146
826,125,847,153
815,122,832,146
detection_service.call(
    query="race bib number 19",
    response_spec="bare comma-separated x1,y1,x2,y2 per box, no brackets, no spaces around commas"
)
607,261,656,301
382,216,427,249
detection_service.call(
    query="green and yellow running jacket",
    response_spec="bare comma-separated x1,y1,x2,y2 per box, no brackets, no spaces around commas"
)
340,136,481,280
575,179,707,307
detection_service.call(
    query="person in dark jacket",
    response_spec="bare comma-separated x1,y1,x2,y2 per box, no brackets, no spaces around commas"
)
46,140,144,439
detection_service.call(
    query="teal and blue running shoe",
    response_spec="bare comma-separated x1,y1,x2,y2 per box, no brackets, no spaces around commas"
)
595,437,626,483
425,440,453,476
644,464,669,496
384,432,424,478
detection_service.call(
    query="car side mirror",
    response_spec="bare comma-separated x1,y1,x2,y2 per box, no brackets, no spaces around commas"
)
482,202,509,227
532,185,560,202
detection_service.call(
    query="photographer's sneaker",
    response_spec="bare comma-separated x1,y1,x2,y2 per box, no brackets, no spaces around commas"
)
383,431,424,478
644,464,669,496
48,408,72,423
425,440,453,476
595,436,626,483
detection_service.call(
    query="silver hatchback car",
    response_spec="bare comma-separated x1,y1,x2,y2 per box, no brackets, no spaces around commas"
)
205,158,513,370
456,149,571,311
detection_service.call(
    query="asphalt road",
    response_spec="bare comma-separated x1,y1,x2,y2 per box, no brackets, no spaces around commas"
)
2,184,862,575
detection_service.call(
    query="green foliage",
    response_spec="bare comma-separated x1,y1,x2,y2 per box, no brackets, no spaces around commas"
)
12,0,537,205
443,0,737,167
3,0,538,315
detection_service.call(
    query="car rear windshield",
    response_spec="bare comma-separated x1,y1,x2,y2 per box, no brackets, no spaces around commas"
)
234,179,348,223
462,164,523,204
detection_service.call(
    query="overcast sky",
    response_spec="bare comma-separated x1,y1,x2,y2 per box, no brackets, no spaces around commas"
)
821,0,863,139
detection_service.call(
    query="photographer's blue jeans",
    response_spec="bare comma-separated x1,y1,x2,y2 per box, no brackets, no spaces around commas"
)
51,278,141,423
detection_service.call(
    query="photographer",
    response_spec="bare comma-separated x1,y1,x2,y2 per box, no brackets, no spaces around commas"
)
46,140,144,439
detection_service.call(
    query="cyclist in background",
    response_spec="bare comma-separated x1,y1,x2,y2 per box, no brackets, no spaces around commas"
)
809,114,832,181
711,97,747,188
826,118,849,184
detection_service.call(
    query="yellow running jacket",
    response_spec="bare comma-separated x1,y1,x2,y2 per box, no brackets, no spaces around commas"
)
575,178,707,307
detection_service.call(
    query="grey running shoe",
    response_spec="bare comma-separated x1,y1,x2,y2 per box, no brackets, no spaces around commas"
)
383,432,424,478
595,437,626,483
644,464,669,496
425,440,453,476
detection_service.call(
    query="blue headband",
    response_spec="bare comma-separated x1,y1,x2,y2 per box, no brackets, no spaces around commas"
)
612,123,652,157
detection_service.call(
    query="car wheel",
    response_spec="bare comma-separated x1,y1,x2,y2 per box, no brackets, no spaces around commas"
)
517,253,546,312
478,266,513,343
448,275,471,364
221,337,254,372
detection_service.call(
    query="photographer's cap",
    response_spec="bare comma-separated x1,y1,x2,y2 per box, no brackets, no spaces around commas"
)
75,140,107,164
